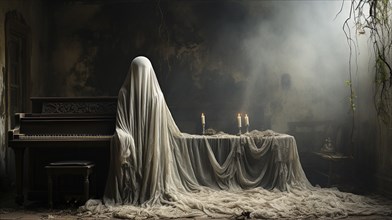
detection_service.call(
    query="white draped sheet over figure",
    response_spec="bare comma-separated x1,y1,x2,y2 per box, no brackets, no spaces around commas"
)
103,55,186,205
81,56,392,219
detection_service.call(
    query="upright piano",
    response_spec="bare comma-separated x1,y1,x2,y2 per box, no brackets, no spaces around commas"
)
8,97,117,204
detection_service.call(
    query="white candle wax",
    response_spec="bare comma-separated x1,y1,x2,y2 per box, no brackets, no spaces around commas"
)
237,113,242,127
245,114,249,126
201,113,205,125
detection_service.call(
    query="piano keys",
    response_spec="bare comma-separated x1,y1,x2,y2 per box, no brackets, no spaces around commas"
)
8,97,117,204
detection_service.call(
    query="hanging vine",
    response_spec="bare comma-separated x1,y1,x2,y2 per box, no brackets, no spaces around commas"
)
343,0,392,126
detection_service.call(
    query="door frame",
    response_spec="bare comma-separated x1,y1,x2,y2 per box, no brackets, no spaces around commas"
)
4,10,31,184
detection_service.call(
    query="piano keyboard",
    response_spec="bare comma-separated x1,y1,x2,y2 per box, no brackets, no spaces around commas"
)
19,134,113,140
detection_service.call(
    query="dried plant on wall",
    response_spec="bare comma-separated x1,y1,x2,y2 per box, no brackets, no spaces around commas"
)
343,0,392,126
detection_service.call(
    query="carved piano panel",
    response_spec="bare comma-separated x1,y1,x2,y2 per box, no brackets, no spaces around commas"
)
31,97,117,114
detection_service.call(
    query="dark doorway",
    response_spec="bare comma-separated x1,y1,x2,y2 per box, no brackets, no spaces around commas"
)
4,10,31,184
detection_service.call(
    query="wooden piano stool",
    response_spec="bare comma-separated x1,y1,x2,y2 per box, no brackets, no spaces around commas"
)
45,161,95,208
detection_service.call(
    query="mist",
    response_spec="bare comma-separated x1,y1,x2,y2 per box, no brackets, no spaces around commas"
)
46,0,375,137
237,1,358,132
163,1,372,135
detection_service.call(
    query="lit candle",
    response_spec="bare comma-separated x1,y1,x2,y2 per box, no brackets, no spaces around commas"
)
237,113,242,128
245,114,249,126
201,113,205,125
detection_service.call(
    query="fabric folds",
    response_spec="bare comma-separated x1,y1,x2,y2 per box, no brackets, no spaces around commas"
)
103,56,310,206
89,56,392,219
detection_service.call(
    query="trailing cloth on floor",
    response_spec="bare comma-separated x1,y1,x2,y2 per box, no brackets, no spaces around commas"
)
80,56,392,219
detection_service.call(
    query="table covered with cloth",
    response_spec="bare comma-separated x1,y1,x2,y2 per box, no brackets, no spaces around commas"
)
174,130,306,191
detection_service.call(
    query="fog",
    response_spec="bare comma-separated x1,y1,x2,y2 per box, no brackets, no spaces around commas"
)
47,0,376,138
159,1,375,156
237,1,363,132
194,1,373,134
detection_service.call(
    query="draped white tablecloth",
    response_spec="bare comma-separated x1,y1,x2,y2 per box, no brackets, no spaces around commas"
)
174,131,308,192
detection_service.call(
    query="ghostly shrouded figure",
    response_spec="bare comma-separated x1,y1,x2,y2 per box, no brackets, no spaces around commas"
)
96,56,389,218
104,56,186,205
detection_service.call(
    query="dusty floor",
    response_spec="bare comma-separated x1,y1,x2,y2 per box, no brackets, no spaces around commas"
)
0,188,94,220
1,188,392,220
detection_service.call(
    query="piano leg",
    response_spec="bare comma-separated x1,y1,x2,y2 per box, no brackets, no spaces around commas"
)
13,147,25,205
